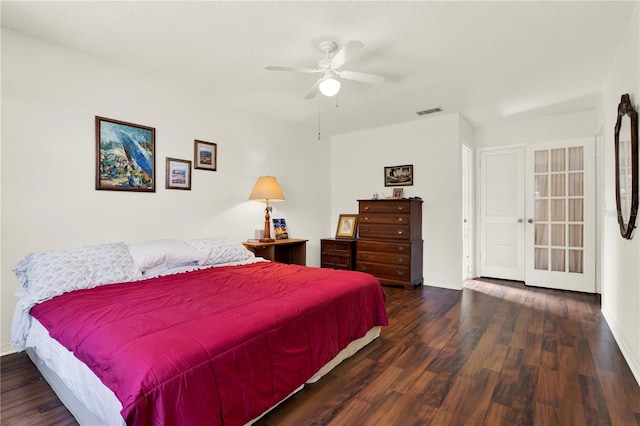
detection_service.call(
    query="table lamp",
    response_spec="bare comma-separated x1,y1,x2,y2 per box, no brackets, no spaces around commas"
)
249,176,285,242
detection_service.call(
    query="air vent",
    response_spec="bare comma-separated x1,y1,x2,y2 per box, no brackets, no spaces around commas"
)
416,107,443,116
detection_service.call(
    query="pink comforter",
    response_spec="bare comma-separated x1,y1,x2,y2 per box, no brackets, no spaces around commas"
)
30,262,388,425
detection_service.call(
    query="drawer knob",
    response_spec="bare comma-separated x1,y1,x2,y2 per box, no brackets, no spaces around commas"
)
364,216,369,221
397,246,404,251
397,231,404,235
396,271,405,276
364,206,370,210
397,217,404,222
397,258,404,263
361,254,368,259
362,243,368,248
360,266,368,271
397,206,404,211
363,229,370,233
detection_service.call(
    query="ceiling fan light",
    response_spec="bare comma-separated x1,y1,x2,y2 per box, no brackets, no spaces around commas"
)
319,77,341,97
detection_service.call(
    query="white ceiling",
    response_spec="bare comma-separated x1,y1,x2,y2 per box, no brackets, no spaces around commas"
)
1,1,637,136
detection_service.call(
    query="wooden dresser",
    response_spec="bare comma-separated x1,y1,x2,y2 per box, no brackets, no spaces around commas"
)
356,199,423,288
320,238,356,270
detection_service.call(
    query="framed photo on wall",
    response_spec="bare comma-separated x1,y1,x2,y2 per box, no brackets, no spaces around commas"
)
384,164,413,187
165,158,191,190
95,116,155,192
335,214,359,239
194,140,217,171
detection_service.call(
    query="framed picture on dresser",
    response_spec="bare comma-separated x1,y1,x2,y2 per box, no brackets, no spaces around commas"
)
335,214,358,239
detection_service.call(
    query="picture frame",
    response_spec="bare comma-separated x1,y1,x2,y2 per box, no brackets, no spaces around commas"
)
393,188,404,198
95,116,155,192
165,158,191,190
384,164,413,187
272,218,289,240
335,214,359,239
194,140,217,171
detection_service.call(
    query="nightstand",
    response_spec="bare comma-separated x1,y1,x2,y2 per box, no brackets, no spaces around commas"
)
242,239,307,266
320,238,356,270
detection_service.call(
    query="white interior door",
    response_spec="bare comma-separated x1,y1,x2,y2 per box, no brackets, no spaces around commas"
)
524,138,595,292
479,148,525,281
462,145,473,280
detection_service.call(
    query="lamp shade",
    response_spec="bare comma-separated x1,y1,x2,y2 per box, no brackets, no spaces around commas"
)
319,77,341,97
248,176,285,201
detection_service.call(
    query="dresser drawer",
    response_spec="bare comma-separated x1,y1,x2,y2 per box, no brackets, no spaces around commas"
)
355,261,411,282
321,252,351,268
357,240,411,254
360,212,410,225
357,251,410,265
359,201,410,214
322,239,351,252
358,223,411,240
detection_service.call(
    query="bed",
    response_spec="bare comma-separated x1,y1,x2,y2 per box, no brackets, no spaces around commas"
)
10,237,388,425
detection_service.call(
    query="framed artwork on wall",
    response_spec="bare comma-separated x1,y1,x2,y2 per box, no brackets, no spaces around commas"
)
194,140,217,171
165,158,192,190
384,164,413,187
335,214,358,239
95,116,155,192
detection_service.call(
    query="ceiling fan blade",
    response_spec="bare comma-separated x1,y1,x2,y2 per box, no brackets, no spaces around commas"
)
265,65,319,73
330,41,364,68
304,79,321,99
339,70,385,85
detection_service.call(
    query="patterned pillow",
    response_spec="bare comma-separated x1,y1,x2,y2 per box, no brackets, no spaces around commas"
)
13,242,140,303
186,236,255,266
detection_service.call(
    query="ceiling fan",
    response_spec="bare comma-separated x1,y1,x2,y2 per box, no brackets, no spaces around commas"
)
265,40,385,99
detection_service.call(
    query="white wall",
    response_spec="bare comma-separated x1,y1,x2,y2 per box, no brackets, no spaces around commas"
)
0,29,331,354
600,3,640,385
330,113,468,290
475,109,596,148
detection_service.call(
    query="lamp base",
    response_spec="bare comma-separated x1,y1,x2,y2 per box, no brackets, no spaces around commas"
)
259,238,275,243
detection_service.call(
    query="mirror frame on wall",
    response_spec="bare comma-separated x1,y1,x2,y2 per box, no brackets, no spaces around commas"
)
614,93,639,240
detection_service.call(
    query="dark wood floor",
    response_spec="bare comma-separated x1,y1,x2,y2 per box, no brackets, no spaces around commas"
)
2,278,640,425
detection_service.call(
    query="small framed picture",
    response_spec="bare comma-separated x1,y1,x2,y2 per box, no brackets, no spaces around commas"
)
272,218,289,240
194,140,217,171
384,164,413,187
165,158,191,190
393,188,404,198
335,214,359,239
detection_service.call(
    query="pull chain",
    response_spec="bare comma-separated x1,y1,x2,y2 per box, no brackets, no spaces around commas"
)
318,98,321,140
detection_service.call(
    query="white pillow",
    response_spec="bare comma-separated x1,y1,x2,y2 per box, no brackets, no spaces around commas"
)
186,236,254,266
127,239,205,274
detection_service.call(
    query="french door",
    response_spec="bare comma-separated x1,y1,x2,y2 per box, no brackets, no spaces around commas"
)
524,138,595,292
480,138,595,293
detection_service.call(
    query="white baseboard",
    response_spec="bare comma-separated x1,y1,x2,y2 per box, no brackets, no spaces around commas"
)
423,280,464,290
602,306,640,387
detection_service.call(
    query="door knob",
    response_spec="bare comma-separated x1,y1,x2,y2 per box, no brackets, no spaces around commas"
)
528,219,534,223
517,218,523,223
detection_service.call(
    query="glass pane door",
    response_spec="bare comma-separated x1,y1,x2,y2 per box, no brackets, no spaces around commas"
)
525,137,594,293
533,146,584,273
